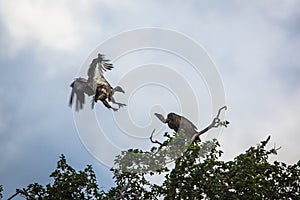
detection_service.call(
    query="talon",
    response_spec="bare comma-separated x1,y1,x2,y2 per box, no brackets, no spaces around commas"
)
112,107,118,112
117,103,126,108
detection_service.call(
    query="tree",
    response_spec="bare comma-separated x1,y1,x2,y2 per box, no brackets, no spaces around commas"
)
6,112,299,200
7,136,300,199
8,155,104,200
108,135,299,199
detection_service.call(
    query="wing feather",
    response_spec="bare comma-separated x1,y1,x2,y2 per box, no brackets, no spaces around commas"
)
87,54,114,84
69,88,75,107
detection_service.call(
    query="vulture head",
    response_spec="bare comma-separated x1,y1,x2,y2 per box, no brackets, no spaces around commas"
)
113,86,125,94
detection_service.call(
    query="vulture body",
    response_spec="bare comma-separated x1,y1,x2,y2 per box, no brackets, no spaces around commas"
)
155,112,201,141
69,53,126,111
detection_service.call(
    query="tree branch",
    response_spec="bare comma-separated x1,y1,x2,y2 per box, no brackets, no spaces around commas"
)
191,106,229,143
149,129,163,146
8,189,36,200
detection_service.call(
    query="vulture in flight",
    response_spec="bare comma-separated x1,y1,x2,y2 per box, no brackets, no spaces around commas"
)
155,112,201,141
69,53,126,111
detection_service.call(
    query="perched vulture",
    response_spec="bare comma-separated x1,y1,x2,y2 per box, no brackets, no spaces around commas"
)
69,53,126,111
155,112,201,141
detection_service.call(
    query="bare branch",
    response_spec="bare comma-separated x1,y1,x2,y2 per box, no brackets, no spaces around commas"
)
191,106,229,143
8,189,36,200
261,135,271,146
149,129,163,146
272,141,281,153
275,146,282,151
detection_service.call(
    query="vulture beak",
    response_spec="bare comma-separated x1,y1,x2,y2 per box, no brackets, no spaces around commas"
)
165,118,170,123
120,88,125,93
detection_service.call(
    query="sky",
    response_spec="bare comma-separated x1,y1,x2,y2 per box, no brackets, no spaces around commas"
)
0,0,300,198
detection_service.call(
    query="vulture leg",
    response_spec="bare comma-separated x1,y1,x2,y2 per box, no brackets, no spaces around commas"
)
98,93,118,111
110,96,126,108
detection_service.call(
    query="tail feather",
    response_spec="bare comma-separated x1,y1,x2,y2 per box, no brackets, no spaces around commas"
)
69,89,75,107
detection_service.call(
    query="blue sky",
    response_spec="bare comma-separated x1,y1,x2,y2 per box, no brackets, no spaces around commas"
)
1,0,300,198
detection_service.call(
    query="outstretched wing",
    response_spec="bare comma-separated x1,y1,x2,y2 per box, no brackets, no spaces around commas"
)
69,78,94,111
87,53,114,84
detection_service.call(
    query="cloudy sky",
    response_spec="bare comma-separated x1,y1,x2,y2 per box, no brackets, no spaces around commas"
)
1,0,300,198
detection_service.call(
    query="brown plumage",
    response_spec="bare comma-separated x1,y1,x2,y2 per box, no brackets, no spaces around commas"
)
155,112,201,141
69,53,126,111
93,84,126,111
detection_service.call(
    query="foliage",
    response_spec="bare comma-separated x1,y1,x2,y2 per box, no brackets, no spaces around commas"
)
17,155,104,200
107,135,300,199
115,130,216,174
8,135,300,199
161,137,299,199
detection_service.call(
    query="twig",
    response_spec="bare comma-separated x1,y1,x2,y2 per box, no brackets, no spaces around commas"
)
7,189,36,200
191,106,228,142
149,129,163,146
261,135,271,146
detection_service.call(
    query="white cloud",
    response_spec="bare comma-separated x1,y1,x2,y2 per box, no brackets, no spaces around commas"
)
243,0,300,21
0,0,101,55
190,1,300,164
